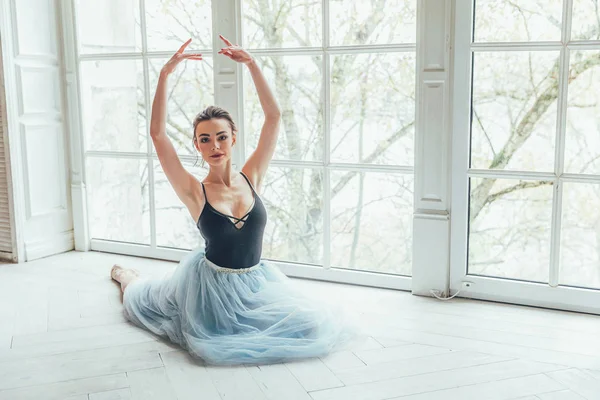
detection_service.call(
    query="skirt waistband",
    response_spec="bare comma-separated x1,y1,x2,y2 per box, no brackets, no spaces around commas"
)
204,256,261,274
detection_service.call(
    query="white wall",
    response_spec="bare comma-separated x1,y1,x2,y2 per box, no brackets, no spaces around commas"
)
0,0,73,261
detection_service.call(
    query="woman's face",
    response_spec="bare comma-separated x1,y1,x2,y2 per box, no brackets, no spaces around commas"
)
194,118,236,166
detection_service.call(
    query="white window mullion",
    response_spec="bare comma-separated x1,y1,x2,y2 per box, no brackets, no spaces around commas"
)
549,0,573,287
212,0,242,168
561,173,600,183
322,0,331,269
467,169,558,180
470,42,564,51
79,52,144,61
329,163,413,173
138,0,156,249
323,54,331,270
234,0,246,167
60,0,89,251
246,44,416,56
567,41,600,49
449,0,474,293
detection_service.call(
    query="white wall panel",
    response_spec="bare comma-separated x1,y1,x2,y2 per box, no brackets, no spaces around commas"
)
1,0,73,261
412,0,452,296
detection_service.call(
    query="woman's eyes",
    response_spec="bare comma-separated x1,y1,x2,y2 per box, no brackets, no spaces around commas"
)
200,135,227,143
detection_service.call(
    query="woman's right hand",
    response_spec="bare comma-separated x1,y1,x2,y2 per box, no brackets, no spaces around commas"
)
161,38,203,76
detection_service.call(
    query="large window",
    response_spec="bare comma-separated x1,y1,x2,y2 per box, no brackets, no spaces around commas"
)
454,0,600,296
76,0,213,253
73,0,416,277
241,0,416,274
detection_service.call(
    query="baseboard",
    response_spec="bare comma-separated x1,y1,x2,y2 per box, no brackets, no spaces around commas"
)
24,230,74,261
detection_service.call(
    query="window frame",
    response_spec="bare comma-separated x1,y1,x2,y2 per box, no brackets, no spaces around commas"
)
450,0,600,314
62,0,422,291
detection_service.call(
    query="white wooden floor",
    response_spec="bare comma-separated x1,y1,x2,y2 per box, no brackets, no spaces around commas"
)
0,251,599,400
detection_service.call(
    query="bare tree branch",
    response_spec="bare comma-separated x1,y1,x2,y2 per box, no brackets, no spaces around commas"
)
332,122,414,197
473,108,497,158
481,180,553,211
471,51,600,222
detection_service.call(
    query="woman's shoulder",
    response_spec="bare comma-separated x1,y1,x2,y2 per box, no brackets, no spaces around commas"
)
240,168,260,192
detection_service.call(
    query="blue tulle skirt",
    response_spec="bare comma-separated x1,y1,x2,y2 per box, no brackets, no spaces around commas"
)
122,248,358,365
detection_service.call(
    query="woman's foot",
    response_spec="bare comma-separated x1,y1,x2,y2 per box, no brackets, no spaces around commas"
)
111,264,140,292
110,264,123,281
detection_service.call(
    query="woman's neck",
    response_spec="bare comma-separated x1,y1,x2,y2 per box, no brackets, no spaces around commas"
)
205,161,237,187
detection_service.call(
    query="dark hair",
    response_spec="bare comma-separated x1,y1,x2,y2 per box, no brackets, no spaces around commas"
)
192,105,238,140
192,106,238,167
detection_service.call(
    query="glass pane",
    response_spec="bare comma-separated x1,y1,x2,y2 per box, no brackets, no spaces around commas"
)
331,172,413,275
261,167,323,265
86,157,150,244
242,0,321,48
565,50,600,175
468,178,553,283
75,0,142,54
572,0,600,41
330,0,416,45
244,55,323,161
471,51,558,172
560,183,600,290
148,57,214,156
155,160,207,250
79,60,146,153
330,53,415,166
474,0,562,42
144,0,212,51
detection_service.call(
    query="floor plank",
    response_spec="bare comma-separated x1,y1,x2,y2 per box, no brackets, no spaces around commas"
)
0,373,127,400
206,365,268,400
89,388,132,400
390,373,565,399
247,363,312,400
159,350,221,400
0,341,165,391
536,390,586,399
334,351,512,385
285,358,344,392
127,367,177,400
545,368,600,399
309,360,567,400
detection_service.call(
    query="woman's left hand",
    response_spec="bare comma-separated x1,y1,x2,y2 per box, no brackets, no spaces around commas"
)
218,35,254,64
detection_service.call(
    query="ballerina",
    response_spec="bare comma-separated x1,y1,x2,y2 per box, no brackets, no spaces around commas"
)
110,35,356,365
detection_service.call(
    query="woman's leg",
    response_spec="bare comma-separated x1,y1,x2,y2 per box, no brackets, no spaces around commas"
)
110,264,140,293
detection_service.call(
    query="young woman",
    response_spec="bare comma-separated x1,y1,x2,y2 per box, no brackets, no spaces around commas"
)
110,36,356,365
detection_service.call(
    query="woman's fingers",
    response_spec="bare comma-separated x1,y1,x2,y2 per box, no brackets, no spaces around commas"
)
177,38,192,54
182,53,203,57
186,56,203,60
219,34,233,47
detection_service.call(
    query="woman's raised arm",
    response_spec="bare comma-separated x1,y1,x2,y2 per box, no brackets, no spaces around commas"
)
151,39,204,214
218,35,281,190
